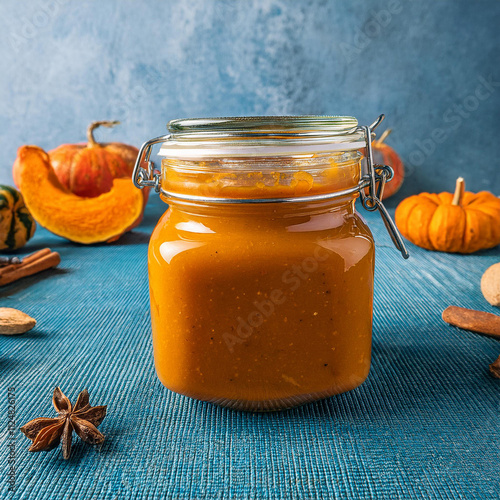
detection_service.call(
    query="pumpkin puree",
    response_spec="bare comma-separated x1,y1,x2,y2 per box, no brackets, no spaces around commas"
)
149,157,374,410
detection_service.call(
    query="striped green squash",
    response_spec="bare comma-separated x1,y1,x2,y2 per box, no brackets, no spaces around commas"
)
0,185,36,250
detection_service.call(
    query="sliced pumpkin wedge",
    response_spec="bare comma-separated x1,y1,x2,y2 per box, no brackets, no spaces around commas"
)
17,145,144,244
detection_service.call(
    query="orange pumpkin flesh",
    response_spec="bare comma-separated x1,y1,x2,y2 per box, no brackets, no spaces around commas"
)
395,178,500,254
17,145,144,244
372,129,404,199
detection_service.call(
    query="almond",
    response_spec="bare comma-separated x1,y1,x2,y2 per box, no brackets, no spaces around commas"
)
481,263,500,307
0,307,36,335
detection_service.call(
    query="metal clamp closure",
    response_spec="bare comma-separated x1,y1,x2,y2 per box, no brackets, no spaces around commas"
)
359,116,409,259
132,135,170,193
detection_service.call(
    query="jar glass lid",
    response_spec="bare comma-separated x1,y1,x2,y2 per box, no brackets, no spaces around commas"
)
159,115,366,158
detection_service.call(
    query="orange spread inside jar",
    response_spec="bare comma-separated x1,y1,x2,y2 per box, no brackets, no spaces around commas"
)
142,115,404,411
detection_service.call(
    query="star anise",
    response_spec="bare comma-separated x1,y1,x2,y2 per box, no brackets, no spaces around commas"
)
20,387,107,460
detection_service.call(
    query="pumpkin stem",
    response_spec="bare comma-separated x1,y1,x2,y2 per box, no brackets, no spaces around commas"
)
375,128,392,145
87,121,121,147
452,177,465,206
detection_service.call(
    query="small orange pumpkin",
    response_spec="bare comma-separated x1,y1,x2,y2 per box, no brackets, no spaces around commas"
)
372,129,404,199
395,177,500,254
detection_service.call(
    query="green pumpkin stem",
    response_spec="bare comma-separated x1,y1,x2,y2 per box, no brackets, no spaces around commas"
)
452,177,465,206
87,121,121,147
374,128,392,145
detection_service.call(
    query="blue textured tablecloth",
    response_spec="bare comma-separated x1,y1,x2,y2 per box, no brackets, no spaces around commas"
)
1,195,499,500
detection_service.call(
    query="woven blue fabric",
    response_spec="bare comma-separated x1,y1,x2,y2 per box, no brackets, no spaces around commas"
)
1,195,499,499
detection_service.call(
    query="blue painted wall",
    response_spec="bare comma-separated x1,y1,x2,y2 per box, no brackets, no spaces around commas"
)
0,0,498,201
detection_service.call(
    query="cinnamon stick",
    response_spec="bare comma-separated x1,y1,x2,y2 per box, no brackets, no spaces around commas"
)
490,355,500,379
442,306,500,339
0,251,60,286
0,248,52,277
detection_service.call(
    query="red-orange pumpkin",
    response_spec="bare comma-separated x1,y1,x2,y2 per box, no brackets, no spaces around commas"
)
13,121,147,199
372,129,404,199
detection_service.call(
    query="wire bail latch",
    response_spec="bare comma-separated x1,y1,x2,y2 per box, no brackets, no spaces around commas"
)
132,135,170,193
359,116,409,259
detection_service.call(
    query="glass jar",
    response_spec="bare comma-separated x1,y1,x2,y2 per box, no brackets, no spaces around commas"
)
134,115,408,411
